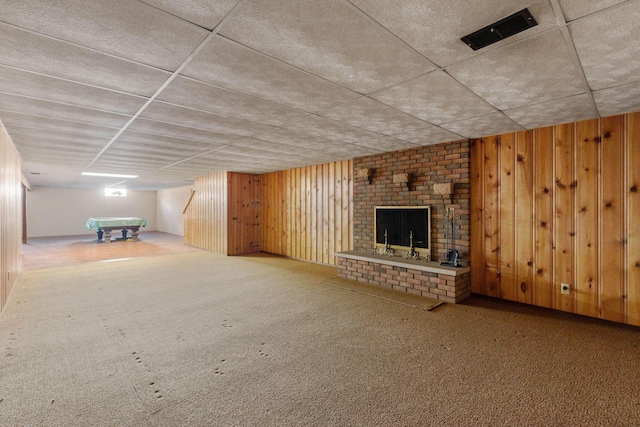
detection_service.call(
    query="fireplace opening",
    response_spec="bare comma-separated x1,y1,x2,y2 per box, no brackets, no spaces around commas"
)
374,206,431,258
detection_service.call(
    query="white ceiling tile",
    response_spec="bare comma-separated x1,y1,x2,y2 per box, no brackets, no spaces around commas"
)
0,92,132,128
158,76,308,126
281,114,381,144
593,81,640,117
0,111,119,138
215,145,295,161
229,138,326,158
4,125,112,146
13,139,101,155
353,136,418,152
181,36,358,112
218,0,435,93
320,96,431,134
126,117,245,145
104,142,210,163
0,0,208,70
504,93,597,129
440,112,524,138
0,23,170,96
350,0,558,67
558,0,627,22
370,71,498,124
569,1,640,90
139,101,275,137
250,127,340,148
446,29,585,110
0,65,148,115
118,131,225,152
390,125,463,146
139,0,240,30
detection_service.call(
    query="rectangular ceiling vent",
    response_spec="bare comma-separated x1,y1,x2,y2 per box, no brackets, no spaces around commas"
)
461,8,538,51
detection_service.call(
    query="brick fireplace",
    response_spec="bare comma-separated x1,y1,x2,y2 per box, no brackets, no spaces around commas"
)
337,140,472,303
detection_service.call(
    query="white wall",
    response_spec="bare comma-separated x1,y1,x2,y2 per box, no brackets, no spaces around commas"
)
27,187,157,237
157,185,192,236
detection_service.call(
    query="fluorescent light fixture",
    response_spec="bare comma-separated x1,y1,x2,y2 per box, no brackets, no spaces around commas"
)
82,172,138,178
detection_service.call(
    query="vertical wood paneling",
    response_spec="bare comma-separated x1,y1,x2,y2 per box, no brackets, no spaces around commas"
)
471,112,640,326
185,172,260,255
310,167,318,262
576,119,600,318
322,163,330,264
555,123,575,312
185,172,228,253
533,127,554,308
628,112,640,326
499,133,516,301
600,115,625,322
259,160,352,266
470,138,484,294
515,131,534,304
334,163,343,260
483,136,501,297
227,173,260,256
328,163,336,263
0,121,23,314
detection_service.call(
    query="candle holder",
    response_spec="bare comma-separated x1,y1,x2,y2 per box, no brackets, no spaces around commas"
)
380,229,394,256
405,231,420,260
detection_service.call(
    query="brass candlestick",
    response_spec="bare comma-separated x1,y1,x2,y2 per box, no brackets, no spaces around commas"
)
383,229,394,256
406,230,419,260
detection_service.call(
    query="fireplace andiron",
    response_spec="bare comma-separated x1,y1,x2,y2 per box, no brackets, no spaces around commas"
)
440,207,460,267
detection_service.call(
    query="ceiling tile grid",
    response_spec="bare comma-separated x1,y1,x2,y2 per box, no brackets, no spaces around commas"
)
0,0,637,189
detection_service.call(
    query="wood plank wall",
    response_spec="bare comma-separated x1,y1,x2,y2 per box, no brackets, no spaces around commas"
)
260,160,353,265
227,173,260,255
0,121,22,314
471,112,640,326
184,172,228,253
184,171,261,255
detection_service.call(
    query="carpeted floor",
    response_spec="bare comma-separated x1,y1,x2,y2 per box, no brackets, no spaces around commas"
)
1,242,640,426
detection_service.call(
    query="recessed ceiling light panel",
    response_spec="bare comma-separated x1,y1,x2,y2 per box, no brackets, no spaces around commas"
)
461,8,538,51
82,172,138,178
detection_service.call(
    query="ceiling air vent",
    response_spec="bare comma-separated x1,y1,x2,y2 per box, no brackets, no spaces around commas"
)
461,8,538,51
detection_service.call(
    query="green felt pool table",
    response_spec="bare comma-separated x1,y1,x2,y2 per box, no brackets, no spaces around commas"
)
86,217,148,243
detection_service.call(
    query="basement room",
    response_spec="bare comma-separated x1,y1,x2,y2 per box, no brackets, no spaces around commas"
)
1,1,639,425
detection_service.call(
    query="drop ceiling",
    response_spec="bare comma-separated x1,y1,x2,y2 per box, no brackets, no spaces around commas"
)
0,0,638,190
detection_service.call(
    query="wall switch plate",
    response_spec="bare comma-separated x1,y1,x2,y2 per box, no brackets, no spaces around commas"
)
561,283,570,295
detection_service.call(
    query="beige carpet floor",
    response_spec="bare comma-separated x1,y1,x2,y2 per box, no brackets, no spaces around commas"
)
1,250,639,426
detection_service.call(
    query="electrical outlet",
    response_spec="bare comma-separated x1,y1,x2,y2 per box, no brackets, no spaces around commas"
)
561,283,570,295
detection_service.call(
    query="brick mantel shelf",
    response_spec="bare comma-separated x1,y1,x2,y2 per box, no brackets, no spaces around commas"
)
336,251,471,303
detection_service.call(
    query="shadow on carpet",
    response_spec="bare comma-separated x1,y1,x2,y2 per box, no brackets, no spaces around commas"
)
319,276,443,311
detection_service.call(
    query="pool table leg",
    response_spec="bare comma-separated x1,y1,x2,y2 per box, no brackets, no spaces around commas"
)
104,230,112,244
97,230,103,241
131,227,140,241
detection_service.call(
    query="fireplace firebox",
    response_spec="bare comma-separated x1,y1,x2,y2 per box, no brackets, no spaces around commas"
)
374,206,431,259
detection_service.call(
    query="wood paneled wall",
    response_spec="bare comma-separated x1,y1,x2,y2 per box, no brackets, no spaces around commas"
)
0,121,22,314
227,173,260,256
185,171,261,255
471,112,640,326
260,160,353,265
185,171,227,253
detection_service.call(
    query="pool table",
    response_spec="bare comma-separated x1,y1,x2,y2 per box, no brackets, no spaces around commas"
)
86,217,148,243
